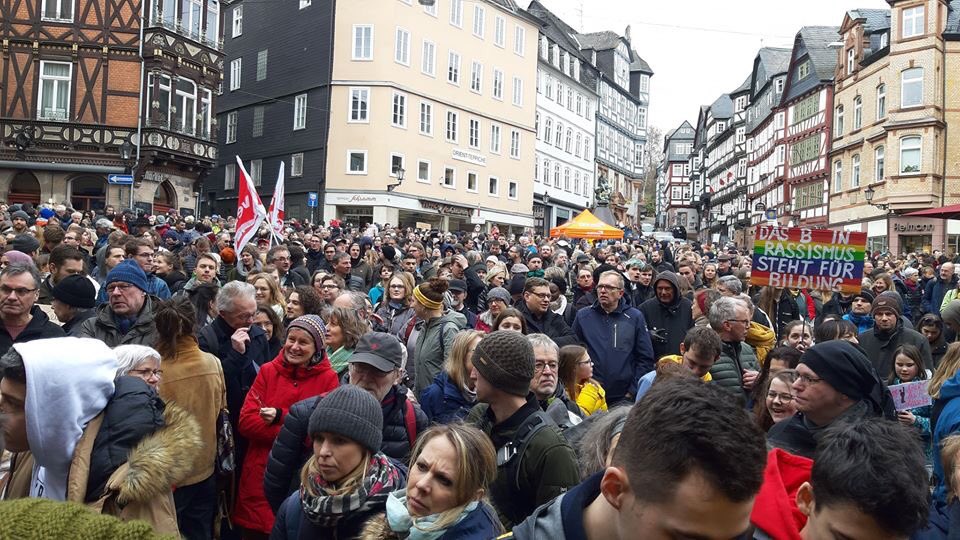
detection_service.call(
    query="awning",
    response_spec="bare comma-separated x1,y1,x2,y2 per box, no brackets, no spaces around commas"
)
903,205,960,220
549,209,623,239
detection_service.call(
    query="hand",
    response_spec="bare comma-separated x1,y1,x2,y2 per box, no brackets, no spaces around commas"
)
454,255,468,269
231,327,250,354
897,411,916,426
259,407,278,424
742,369,760,391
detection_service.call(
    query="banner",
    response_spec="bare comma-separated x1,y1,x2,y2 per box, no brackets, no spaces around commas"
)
750,226,867,294
267,161,285,245
888,380,931,411
234,156,267,254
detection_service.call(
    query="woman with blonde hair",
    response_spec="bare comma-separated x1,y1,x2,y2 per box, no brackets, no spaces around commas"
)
360,423,501,540
272,386,406,539
419,330,484,423
250,271,286,318
557,345,607,416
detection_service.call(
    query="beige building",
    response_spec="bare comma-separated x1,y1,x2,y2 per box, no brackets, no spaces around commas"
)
322,0,539,232
829,1,960,255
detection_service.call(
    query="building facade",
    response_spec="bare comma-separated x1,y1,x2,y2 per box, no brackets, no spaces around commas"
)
661,121,694,230
829,1,960,255
1,0,222,214
526,1,598,236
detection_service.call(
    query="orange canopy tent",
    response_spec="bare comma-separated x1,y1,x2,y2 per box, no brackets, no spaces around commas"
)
549,209,623,239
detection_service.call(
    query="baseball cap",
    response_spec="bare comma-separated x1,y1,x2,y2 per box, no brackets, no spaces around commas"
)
448,279,467,293
349,332,404,372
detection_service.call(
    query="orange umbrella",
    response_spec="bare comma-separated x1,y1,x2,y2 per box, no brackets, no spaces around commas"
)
550,209,623,239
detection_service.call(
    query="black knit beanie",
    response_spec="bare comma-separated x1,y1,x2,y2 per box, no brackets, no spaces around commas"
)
472,331,535,397
308,385,383,453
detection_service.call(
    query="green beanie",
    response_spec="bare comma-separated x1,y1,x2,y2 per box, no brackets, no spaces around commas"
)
0,498,176,540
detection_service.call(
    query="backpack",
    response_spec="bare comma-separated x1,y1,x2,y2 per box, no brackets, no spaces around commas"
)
495,410,553,492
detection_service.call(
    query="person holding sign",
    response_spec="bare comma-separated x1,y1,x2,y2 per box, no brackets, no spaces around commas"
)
886,344,933,469
858,294,932,381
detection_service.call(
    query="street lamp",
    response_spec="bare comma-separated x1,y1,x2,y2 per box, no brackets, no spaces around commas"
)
387,167,404,192
863,184,890,211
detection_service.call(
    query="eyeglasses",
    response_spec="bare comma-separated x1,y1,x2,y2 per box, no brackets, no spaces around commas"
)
527,291,551,300
796,374,823,385
272,256,290,262
129,368,163,378
596,285,622,292
0,285,37,297
534,361,559,373
767,391,794,403
106,283,134,293
725,319,750,326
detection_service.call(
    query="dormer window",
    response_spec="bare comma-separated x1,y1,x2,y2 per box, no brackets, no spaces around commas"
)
846,48,855,75
880,31,889,49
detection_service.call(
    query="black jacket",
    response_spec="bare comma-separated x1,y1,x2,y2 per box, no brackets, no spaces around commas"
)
623,280,654,308
198,316,271,428
638,272,694,361
817,294,853,326
62,308,96,336
516,302,578,347
858,323,933,380
263,385,427,512
759,288,801,341
0,305,66,358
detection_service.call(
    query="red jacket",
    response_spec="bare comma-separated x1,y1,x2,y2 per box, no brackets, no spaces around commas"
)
750,448,813,540
233,352,339,533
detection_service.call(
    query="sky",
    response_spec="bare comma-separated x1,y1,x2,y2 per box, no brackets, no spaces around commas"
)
534,0,890,139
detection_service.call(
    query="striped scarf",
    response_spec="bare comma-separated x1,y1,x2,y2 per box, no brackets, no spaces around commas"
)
326,346,353,375
300,453,402,528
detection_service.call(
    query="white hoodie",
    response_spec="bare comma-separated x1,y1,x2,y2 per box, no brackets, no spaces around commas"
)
20,337,116,500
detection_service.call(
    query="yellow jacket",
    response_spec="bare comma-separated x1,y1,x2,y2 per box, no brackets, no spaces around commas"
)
659,355,712,382
576,380,608,416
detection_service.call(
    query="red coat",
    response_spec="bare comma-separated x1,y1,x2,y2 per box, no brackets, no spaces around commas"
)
233,352,339,533
750,448,813,540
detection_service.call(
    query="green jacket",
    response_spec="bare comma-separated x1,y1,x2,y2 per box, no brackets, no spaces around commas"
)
75,296,159,348
709,340,759,397
466,398,580,529
413,310,466,397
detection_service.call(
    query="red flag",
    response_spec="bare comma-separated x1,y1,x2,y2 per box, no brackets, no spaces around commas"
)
267,161,285,245
235,156,267,253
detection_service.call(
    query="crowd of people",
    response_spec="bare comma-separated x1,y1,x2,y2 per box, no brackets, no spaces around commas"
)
0,201,958,538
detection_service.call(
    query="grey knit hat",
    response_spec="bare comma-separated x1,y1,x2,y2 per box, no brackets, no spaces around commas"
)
486,287,511,304
472,331,535,397
308,385,383,452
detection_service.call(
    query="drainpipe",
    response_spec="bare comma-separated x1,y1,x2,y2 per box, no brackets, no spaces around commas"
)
941,24,949,252
133,0,147,211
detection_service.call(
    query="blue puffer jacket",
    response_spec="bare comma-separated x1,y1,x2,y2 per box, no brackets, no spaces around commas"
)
419,371,474,424
933,370,960,508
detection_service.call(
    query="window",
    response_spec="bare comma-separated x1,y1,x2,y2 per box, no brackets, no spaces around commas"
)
798,61,810,80
584,138,591,160
875,146,885,181
544,118,553,143
395,28,410,65
510,130,520,158
224,163,236,190
852,154,861,187
833,160,842,192
37,61,71,121
417,160,431,183
252,106,264,137
553,163,561,188
450,0,462,27
225,111,237,143
231,5,242,37
390,154,404,176
251,159,262,186
349,88,369,122
846,48,855,75
347,150,367,174
876,84,886,119
717,121,726,133
229,58,241,90
736,126,745,144
565,129,572,153
353,25,373,60
564,168,571,191
540,159,549,184
490,124,501,153
557,82,565,106
470,61,482,93
421,41,436,76
514,26,525,56
775,78,784,94
392,93,407,128
574,133,582,158
473,5,484,37
299,0,311,8
293,94,307,130
901,68,923,108
469,119,480,148
793,93,819,124
443,167,455,187
291,153,304,177
488,176,499,196
419,101,433,135
508,181,518,199
446,111,458,143
853,96,862,129
423,0,436,15
179,0,202,37
554,122,563,147
637,107,647,130
512,77,522,106
494,16,505,47
834,105,844,137
492,69,503,100
881,32,889,48
447,51,460,84
900,136,921,174
256,50,268,81
204,0,219,43
42,0,73,20
575,94,583,116
902,5,924,38
467,172,478,191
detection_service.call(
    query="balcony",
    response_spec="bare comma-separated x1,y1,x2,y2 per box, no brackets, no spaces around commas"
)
39,108,68,122
144,116,214,142
147,16,224,51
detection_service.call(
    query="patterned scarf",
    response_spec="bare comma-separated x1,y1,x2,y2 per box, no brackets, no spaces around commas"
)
300,453,403,528
326,346,353,375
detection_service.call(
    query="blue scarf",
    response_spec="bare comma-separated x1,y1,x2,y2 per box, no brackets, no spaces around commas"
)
386,490,478,540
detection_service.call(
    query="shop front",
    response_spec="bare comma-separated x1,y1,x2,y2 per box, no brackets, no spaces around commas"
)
840,216,948,257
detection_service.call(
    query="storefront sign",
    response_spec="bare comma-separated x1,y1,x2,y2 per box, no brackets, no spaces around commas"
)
452,148,487,166
888,381,931,411
750,226,867,294
329,193,385,205
420,200,472,217
893,223,934,233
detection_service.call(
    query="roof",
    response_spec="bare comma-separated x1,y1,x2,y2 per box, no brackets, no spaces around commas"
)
732,73,752,94
848,8,890,32
709,94,733,120
948,0,960,35
525,1,591,62
576,31,623,51
798,26,841,82
667,120,695,141
630,51,652,73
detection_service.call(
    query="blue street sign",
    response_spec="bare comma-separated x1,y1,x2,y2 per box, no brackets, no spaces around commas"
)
307,192,318,207
108,174,134,185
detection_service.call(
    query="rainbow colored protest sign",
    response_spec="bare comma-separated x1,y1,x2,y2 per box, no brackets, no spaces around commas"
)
751,226,867,294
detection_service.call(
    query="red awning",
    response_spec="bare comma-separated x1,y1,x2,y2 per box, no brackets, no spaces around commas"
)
903,205,960,220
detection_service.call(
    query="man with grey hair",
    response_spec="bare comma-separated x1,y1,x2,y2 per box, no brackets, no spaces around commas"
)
707,296,759,399
716,274,743,296
332,290,376,330
199,280,271,425
528,333,582,429
0,262,64,356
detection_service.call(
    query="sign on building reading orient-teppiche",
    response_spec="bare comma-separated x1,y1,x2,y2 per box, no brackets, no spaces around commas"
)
750,226,867,295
